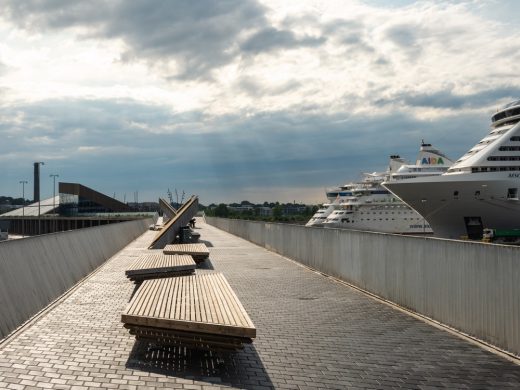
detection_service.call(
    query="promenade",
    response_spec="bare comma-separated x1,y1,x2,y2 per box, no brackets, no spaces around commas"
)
0,220,519,389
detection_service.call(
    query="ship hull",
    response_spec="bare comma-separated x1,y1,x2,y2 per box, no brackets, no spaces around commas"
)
384,173,520,239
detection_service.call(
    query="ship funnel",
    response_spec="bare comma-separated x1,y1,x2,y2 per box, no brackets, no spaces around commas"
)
416,143,454,166
388,155,407,172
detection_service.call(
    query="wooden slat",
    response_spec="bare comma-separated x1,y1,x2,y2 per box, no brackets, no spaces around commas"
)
125,253,196,280
122,273,256,338
214,273,255,328
163,243,209,261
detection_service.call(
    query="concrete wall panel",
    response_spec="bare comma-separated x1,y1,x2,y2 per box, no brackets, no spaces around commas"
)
0,218,152,339
206,217,520,357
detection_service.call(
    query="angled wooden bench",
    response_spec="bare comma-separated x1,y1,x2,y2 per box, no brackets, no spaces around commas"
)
121,273,256,351
163,243,209,263
149,196,199,249
125,253,196,282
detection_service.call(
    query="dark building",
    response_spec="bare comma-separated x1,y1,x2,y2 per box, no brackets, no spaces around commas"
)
59,182,132,216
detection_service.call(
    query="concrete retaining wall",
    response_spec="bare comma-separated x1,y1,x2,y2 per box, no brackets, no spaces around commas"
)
0,218,152,339
206,217,520,357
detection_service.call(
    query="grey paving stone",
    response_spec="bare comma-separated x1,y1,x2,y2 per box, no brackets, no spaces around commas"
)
0,222,518,389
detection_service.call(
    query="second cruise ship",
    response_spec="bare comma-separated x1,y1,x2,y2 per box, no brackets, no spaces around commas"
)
307,143,454,233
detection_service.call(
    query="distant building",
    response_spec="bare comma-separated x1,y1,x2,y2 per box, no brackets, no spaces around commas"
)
127,201,160,213
282,204,307,215
228,205,254,213
0,182,153,236
59,182,132,216
257,207,273,217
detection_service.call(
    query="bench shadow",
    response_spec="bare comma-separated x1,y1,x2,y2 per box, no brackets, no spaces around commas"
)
126,340,273,388
197,259,214,270
199,239,213,247
129,283,141,300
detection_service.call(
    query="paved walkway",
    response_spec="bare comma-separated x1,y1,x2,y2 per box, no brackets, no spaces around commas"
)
0,220,519,389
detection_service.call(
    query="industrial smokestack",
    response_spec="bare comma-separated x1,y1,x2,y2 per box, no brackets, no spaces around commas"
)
33,162,44,202
34,162,40,202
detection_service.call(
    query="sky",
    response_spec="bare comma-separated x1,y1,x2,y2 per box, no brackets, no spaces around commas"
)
0,0,519,205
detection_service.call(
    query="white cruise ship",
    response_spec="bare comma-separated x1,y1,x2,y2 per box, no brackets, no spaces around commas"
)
383,99,520,239
305,184,355,227
308,143,453,233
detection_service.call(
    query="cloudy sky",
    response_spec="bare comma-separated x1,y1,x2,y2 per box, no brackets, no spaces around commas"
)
0,0,519,204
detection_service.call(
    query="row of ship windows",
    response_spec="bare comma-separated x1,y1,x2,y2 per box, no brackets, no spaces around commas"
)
360,218,420,221
487,156,520,161
499,146,520,151
333,211,413,215
470,138,520,157
496,120,520,128
331,217,421,222
471,166,520,172
492,107,520,122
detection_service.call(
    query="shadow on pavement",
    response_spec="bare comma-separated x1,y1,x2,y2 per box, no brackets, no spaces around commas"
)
126,340,273,388
199,239,213,247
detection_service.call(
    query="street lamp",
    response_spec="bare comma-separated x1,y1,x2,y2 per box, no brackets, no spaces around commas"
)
50,174,59,232
34,161,45,234
19,180,28,237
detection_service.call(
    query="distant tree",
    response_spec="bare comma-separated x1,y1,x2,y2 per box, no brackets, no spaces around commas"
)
304,205,319,216
273,205,283,219
0,197,12,205
214,203,229,217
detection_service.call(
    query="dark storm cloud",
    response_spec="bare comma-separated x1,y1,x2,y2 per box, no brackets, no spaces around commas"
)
106,1,268,79
237,77,302,97
385,24,417,47
322,19,377,56
384,24,422,60
240,27,325,54
377,87,520,109
0,0,327,80
323,19,364,35
0,0,108,29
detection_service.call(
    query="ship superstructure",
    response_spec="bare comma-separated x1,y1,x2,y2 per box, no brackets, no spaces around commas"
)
383,100,520,239
305,184,354,227
308,143,453,233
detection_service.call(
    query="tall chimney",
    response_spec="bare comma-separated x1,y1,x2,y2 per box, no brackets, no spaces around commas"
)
34,162,40,202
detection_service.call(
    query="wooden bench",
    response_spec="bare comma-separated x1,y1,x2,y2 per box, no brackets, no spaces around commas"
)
163,243,209,263
125,253,196,282
121,273,256,351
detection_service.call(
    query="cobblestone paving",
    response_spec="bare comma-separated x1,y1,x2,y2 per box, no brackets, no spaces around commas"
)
0,221,519,389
